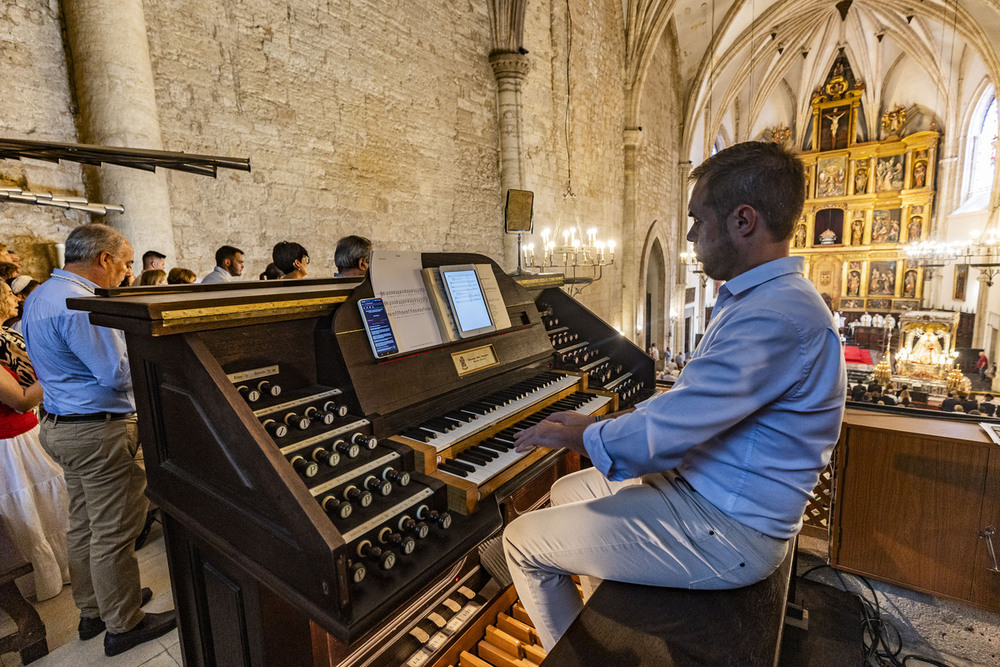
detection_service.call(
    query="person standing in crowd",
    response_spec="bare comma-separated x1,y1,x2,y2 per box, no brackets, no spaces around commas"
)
166,267,197,285
201,245,244,284
22,223,176,657
0,280,70,601
137,270,167,286
5,275,38,333
259,263,284,280
334,235,372,277
977,350,989,382
502,142,845,651
138,250,167,286
141,250,166,273
273,241,310,280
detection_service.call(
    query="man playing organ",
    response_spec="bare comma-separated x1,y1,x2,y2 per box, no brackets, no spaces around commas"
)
502,142,846,651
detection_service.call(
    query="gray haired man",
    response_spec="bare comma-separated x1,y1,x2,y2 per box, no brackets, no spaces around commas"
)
23,223,176,657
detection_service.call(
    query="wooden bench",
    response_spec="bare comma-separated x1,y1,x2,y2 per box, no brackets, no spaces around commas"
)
543,543,795,666
0,517,48,664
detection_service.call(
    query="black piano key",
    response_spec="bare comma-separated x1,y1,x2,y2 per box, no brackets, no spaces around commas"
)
402,427,435,442
447,458,476,473
468,445,498,460
423,418,455,433
456,450,490,466
480,439,510,453
438,461,469,477
445,411,471,424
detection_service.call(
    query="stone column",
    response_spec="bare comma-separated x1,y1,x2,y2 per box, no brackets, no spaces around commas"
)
62,0,175,258
621,128,643,342
972,271,993,348
673,162,692,350
490,52,530,270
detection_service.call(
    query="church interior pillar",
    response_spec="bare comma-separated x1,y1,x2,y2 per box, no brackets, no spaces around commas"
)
489,52,530,270
61,0,174,258
973,271,993,348
622,127,643,343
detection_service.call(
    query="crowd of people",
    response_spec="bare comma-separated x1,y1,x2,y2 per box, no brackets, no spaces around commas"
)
0,229,373,658
848,381,998,415
119,234,373,287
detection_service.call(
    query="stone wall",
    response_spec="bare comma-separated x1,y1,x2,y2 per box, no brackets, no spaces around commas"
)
144,0,501,278
635,26,684,342
519,0,626,326
0,1,638,328
0,0,86,279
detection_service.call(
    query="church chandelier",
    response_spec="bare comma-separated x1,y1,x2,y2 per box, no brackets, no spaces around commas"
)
521,227,615,290
905,228,1000,285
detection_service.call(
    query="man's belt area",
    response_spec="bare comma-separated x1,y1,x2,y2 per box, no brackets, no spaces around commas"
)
40,410,136,424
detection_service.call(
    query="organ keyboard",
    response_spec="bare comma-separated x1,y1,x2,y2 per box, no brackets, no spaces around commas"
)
71,253,649,666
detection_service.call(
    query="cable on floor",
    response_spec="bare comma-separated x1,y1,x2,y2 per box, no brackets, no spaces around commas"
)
799,563,956,667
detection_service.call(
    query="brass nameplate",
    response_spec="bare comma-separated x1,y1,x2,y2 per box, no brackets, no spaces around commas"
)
451,344,499,377
158,295,347,328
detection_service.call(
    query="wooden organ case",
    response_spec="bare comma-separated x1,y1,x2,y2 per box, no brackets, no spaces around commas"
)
71,254,652,666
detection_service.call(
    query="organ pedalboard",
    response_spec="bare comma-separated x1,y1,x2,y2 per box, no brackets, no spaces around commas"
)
70,252,649,666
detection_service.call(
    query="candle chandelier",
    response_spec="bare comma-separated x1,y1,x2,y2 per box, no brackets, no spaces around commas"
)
905,228,1000,283
520,226,616,290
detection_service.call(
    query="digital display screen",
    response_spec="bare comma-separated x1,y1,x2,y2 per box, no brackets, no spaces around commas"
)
441,269,493,333
358,298,399,358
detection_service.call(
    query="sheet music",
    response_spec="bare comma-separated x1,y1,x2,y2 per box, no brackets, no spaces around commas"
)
369,251,444,353
474,264,512,330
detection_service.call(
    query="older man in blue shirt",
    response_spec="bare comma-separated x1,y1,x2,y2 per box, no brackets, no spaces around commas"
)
23,223,176,657
503,142,846,651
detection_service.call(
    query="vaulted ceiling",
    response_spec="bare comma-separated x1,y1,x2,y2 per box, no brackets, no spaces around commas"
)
624,0,1000,161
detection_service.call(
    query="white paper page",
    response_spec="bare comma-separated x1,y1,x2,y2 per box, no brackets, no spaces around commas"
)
369,250,444,353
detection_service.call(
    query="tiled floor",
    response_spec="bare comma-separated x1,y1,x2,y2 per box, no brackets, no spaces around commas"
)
1,522,179,667
4,526,999,665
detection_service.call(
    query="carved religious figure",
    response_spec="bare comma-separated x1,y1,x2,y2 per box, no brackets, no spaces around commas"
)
847,270,861,296
854,168,868,194
851,218,864,245
912,329,943,365
825,108,847,141
881,104,907,138
908,216,922,242
794,223,807,248
913,161,927,188
903,269,918,298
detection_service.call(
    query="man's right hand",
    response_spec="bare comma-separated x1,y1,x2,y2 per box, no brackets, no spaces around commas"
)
513,411,593,455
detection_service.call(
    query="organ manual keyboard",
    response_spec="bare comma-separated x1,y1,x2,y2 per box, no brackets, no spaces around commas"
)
71,253,645,666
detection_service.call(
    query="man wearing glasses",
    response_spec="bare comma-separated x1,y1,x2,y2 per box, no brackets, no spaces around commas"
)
272,241,310,280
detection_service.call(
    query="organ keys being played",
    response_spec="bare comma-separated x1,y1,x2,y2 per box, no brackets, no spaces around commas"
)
69,251,647,666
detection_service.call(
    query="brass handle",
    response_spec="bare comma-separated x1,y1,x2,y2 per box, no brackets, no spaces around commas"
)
980,526,1000,573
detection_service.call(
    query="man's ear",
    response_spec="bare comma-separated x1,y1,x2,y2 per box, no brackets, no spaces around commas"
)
731,204,759,237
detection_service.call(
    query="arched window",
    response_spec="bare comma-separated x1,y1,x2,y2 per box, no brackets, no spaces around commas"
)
964,86,997,202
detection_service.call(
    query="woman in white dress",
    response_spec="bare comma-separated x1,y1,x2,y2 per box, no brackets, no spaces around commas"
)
0,281,70,601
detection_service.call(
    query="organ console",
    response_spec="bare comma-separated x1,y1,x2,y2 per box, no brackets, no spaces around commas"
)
71,253,652,666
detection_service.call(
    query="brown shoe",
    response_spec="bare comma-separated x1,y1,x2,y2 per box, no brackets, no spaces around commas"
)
103,610,177,656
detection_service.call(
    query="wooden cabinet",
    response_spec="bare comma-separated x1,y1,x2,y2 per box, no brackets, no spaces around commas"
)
830,408,1000,611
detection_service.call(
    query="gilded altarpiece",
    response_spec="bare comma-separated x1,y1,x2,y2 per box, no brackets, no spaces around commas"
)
790,54,938,322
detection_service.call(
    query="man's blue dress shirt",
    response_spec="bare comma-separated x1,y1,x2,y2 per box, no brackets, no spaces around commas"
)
583,256,846,539
22,269,134,415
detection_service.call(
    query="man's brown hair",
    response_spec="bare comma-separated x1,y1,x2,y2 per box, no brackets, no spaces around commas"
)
689,141,806,241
